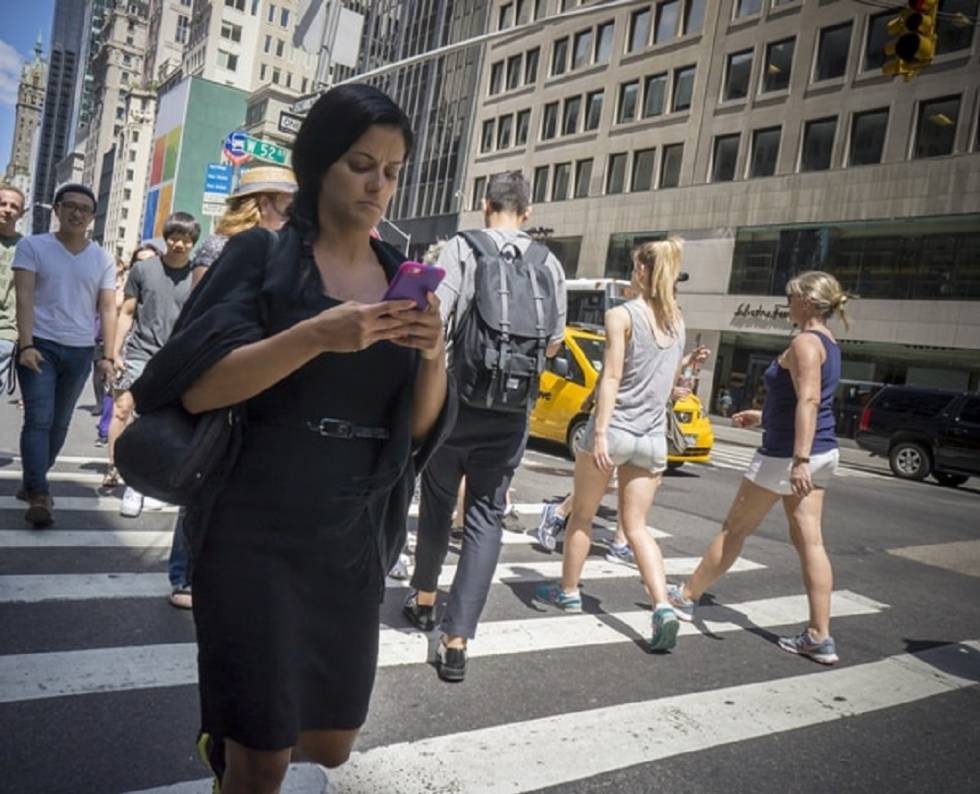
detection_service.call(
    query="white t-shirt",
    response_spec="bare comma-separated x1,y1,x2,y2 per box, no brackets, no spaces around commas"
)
12,233,115,347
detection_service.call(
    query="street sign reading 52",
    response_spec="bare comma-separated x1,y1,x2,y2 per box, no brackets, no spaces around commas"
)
243,137,289,165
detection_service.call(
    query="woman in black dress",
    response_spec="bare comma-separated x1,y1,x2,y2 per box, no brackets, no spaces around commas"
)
143,85,451,792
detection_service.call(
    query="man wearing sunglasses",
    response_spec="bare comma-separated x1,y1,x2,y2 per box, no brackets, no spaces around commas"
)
12,183,117,527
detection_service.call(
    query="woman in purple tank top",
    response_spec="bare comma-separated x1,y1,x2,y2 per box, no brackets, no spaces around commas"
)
668,271,851,665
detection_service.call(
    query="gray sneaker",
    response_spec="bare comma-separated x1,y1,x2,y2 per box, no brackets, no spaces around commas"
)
536,502,567,551
666,583,695,622
604,541,636,566
778,629,839,665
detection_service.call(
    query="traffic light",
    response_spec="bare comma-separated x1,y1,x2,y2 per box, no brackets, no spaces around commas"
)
883,0,939,80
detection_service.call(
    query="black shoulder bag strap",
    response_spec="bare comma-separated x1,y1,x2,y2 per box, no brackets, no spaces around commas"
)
450,230,499,345
523,241,551,373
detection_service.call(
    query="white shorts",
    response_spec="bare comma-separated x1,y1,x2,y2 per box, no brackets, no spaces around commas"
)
743,448,839,496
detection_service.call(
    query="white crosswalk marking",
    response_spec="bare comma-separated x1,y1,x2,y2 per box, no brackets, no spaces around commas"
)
695,442,890,480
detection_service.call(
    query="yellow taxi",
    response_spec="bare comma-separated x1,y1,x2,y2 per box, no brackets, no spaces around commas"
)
530,325,714,467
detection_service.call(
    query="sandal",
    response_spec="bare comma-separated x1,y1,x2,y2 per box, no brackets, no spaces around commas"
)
102,466,122,488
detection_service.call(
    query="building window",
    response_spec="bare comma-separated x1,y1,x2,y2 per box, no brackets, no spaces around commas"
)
643,72,667,117
563,95,581,135
121,207,129,219
217,49,239,71
763,38,794,93
250,0,258,13
260,63,267,80
552,37,569,75
128,149,137,162
595,21,614,63
533,166,549,203
272,67,280,84
132,131,139,142
542,101,559,139
735,0,761,17
225,0,245,9
584,89,603,130
749,127,780,177
914,96,960,158
815,22,851,81
499,2,514,30
264,34,272,53
124,188,131,200
574,158,593,197
684,0,705,34
849,108,888,166
607,152,627,193
672,66,695,111
285,72,292,88
618,80,639,122
176,14,189,43
276,39,285,57
631,147,656,191
864,11,891,71
516,109,531,145
126,168,135,181
573,28,593,69
267,2,275,23
628,8,651,52
654,1,679,43
220,21,242,42
302,77,308,92
711,134,740,182
552,162,571,201
936,0,978,53
497,115,513,149
489,61,504,95
517,0,531,24
724,50,753,101
660,143,683,187
525,48,539,83
472,176,486,211
801,117,836,171
280,7,288,26
481,119,495,152
507,54,522,90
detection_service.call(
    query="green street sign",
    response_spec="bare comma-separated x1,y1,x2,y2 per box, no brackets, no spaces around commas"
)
242,135,288,165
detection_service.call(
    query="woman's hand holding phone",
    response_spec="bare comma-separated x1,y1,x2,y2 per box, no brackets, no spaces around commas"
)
388,293,444,360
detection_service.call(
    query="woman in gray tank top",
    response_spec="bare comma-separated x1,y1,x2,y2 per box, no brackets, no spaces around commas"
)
535,238,709,652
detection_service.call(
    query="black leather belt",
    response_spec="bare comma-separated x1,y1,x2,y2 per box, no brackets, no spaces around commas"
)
304,417,390,440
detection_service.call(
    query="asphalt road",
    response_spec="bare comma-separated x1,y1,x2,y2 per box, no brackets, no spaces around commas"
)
1,395,978,793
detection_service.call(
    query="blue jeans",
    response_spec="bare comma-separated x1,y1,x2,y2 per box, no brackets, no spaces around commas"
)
169,510,190,589
17,338,94,494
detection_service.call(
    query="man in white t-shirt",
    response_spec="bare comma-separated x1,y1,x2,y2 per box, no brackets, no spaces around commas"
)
13,183,117,526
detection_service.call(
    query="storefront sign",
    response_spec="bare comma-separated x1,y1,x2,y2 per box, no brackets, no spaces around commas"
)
730,302,792,329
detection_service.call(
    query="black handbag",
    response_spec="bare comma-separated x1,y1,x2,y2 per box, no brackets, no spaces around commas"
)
115,402,243,505
666,404,689,456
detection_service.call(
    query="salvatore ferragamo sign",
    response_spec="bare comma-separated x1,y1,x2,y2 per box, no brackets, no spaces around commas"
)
730,302,792,330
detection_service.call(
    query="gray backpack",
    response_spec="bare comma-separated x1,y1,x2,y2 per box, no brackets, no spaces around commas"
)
450,230,558,413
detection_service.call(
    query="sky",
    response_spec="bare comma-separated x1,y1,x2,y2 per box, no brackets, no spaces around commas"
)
0,0,55,175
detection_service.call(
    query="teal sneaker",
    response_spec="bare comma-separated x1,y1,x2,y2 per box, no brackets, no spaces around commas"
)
533,583,582,613
650,606,679,651
778,629,839,665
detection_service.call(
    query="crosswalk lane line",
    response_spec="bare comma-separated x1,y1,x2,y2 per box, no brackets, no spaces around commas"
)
0,470,108,484
325,639,980,794
0,556,763,603
0,496,179,513
0,590,886,703
0,530,175,548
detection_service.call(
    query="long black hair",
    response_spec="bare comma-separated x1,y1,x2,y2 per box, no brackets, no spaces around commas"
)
291,83,414,233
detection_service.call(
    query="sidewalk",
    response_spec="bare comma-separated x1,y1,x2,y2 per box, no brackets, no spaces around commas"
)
707,413,892,475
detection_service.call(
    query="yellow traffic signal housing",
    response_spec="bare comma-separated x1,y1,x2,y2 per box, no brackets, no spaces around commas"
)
882,0,939,80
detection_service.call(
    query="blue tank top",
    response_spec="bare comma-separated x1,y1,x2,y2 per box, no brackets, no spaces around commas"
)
760,331,841,458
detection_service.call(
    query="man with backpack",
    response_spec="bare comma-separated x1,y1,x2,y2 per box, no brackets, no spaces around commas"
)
404,171,566,682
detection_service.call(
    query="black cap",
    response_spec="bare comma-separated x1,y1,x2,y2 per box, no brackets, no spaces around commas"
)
676,271,690,282
53,182,97,210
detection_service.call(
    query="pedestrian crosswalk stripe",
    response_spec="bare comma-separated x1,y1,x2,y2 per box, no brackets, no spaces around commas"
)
697,444,888,480
0,470,107,484
0,453,107,466
0,590,885,704
123,764,328,794
324,639,980,794
0,530,175,548
0,556,763,603
0,496,179,513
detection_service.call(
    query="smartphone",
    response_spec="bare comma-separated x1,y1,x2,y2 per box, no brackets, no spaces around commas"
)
383,261,446,310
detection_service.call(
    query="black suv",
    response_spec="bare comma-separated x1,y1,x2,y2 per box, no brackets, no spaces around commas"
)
856,386,980,487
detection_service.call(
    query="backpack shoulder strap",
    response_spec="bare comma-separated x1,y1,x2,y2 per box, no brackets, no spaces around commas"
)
523,240,551,270
457,229,498,261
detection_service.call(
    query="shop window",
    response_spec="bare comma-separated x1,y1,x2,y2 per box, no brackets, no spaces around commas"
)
631,148,656,191
542,102,559,139
849,108,888,166
585,89,604,130
533,165,549,203
762,38,794,93
684,0,705,34
801,117,836,171
607,152,627,193
815,22,851,81
660,143,683,188
724,50,753,101
654,1,679,43
628,8,651,52
563,95,581,135
605,231,665,279
545,237,582,278
672,65,695,111
749,127,780,177
643,72,667,117
712,134,740,182
574,158,593,198
914,96,960,158
595,22,614,63
618,80,639,122
552,162,571,201
936,0,977,53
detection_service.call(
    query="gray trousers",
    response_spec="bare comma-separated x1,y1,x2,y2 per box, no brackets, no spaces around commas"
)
411,404,528,639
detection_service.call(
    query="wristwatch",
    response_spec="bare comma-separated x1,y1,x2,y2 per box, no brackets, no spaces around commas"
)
792,455,810,465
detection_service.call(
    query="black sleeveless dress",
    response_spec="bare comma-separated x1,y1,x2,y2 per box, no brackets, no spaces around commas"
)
192,237,415,751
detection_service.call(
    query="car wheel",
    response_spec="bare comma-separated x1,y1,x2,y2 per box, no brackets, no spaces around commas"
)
888,442,932,481
666,461,684,471
933,472,968,488
566,418,589,460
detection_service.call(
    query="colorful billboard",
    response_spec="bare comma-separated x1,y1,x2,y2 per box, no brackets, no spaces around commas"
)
142,78,190,242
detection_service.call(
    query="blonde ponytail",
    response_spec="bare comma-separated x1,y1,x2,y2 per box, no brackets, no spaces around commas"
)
633,236,683,334
786,270,854,331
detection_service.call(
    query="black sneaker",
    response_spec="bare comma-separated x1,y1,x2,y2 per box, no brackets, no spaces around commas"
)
25,492,54,527
436,642,467,683
403,592,437,631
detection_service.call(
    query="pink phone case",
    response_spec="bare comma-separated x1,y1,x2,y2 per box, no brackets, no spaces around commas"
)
383,261,446,309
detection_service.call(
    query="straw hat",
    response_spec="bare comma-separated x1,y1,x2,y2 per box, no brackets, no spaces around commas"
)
229,165,297,200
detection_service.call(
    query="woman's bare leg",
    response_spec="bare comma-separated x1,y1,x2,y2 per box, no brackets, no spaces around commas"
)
782,488,833,639
221,739,291,794
617,465,666,602
559,452,613,593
